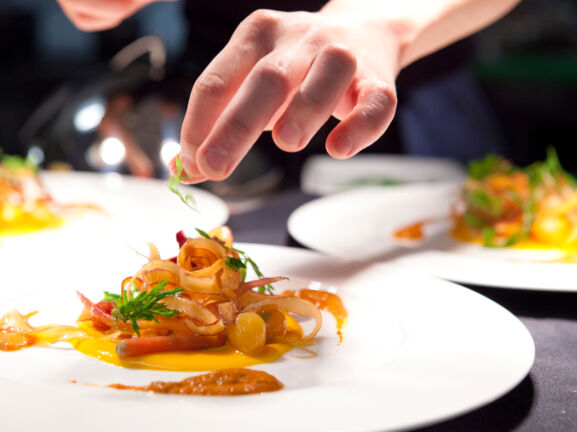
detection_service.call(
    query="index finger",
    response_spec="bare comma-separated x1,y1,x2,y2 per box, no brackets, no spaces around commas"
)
179,12,277,179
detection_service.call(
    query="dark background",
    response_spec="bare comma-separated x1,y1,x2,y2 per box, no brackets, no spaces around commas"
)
1,0,576,187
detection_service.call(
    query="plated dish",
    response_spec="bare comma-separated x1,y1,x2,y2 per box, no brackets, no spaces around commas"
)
451,149,577,249
1,227,344,392
0,244,533,432
289,151,577,291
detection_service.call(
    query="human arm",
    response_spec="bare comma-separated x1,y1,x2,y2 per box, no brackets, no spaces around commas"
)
56,0,172,32
176,0,522,183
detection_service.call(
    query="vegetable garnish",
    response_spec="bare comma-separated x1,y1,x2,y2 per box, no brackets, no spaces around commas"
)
168,156,197,212
1,226,337,363
104,281,184,336
195,228,274,294
0,152,37,172
454,147,577,248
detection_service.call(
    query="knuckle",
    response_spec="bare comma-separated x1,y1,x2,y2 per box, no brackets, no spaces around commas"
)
241,9,280,43
303,25,331,47
254,62,292,97
373,82,398,109
299,89,326,114
322,43,357,72
193,72,228,102
222,115,253,143
361,82,397,131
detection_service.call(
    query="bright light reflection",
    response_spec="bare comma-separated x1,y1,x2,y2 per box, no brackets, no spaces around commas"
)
74,99,105,132
27,146,45,165
160,138,180,166
100,137,126,166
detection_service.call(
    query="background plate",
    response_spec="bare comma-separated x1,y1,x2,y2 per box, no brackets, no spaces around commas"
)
288,183,577,291
0,171,229,295
301,154,465,195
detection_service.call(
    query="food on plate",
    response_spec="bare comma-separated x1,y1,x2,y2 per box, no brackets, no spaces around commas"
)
104,368,283,396
0,154,96,236
0,154,64,235
452,148,577,248
0,226,347,395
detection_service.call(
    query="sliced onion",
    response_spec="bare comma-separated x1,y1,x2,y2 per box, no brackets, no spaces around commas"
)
184,318,226,335
180,258,224,279
217,300,238,325
239,290,283,308
237,277,288,296
0,310,35,333
161,296,217,324
241,296,322,341
147,242,161,261
178,238,227,270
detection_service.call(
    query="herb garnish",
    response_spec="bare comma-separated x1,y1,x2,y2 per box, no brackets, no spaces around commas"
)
195,228,274,294
0,152,37,172
468,154,510,180
104,280,184,336
168,156,197,211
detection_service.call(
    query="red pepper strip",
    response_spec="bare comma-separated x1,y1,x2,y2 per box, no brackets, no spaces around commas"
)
176,230,188,248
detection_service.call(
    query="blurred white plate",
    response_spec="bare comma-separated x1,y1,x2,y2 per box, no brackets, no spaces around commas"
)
0,171,228,242
301,154,465,195
0,244,533,432
288,183,577,291
0,171,229,294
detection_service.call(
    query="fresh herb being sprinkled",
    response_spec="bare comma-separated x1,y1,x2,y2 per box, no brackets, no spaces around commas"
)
195,228,274,294
104,280,184,336
168,156,197,212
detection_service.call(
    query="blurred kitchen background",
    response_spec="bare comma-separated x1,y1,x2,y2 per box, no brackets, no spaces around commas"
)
1,0,577,198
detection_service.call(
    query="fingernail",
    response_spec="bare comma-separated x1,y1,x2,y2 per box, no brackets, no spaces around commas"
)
170,154,206,184
181,153,198,174
277,121,301,149
333,135,352,157
204,146,228,175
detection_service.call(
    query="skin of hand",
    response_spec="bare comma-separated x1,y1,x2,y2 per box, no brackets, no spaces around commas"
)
56,0,173,31
174,0,522,183
55,0,521,183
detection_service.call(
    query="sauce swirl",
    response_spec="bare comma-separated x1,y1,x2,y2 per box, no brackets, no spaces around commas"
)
107,368,283,396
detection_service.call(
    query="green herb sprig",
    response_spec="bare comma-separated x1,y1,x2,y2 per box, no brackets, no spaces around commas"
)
195,228,274,294
104,280,184,336
168,157,197,212
0,151,37,172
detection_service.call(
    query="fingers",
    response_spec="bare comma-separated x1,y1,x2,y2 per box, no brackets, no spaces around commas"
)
195,53,306,180
325,79,397,159
57,0,156,31
272,44,356,152
179,10,280,179
179,46,267,179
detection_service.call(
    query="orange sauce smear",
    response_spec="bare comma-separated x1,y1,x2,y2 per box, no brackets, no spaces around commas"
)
283,289,348,343
105,368,283,396
393,220,428,242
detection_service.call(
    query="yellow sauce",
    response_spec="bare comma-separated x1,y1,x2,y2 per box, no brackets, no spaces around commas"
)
0,211,63,236
451,216,577,261
71,321,297,372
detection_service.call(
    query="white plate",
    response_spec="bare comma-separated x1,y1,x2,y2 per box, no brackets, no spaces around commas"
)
0,244,534,432
288,183,577,291
0,172,229,282
301,154,465,195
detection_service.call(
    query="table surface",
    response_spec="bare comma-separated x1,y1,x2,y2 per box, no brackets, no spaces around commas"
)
228,189,577,432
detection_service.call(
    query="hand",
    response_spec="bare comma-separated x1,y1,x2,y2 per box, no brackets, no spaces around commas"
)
175,9,402,183
56,0,168,31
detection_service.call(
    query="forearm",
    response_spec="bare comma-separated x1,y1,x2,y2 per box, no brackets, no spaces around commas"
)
321,0,522,69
